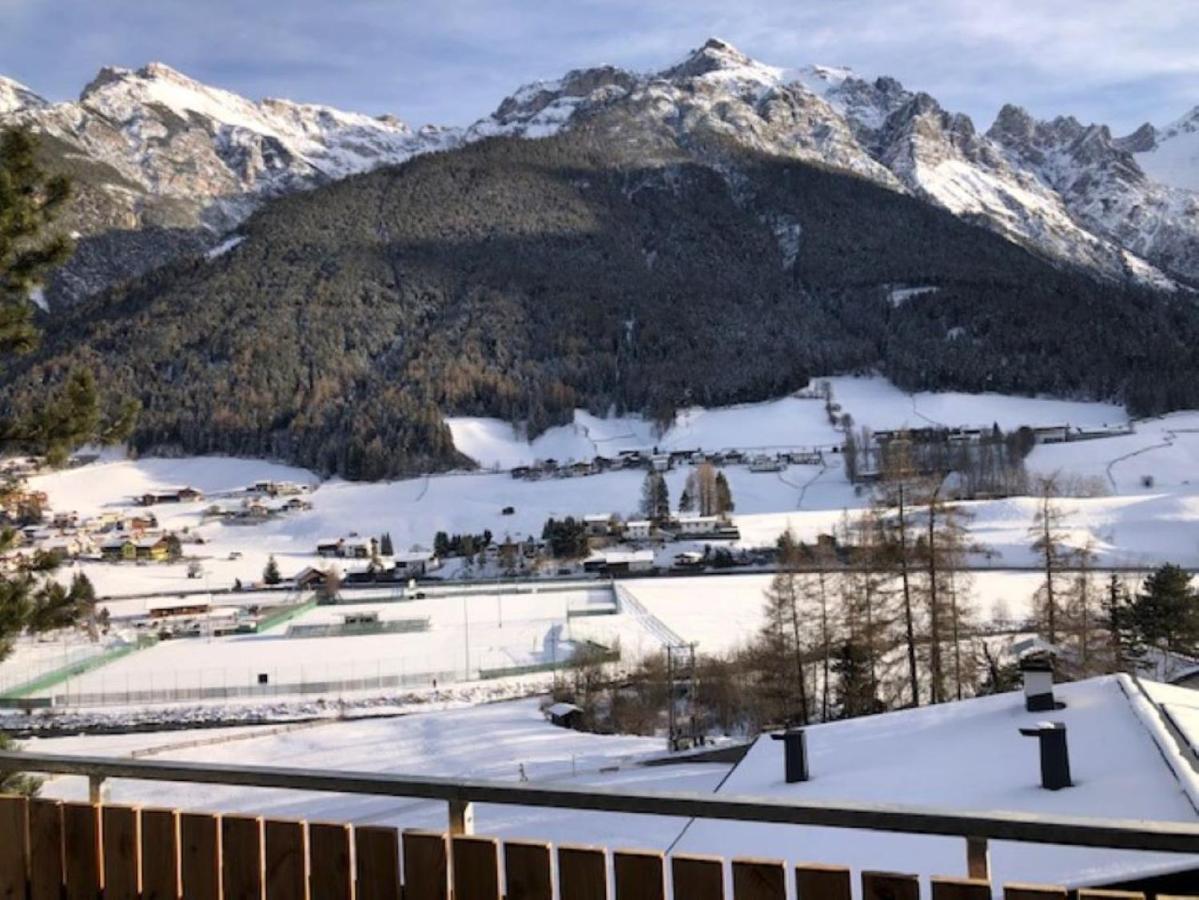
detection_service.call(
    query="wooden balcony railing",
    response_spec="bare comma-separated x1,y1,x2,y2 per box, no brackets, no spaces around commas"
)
1,750,1198,898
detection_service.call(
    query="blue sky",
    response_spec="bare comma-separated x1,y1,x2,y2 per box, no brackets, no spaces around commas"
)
3,0,1197,132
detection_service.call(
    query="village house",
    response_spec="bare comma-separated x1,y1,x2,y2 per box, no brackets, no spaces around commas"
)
582,548,655,576
136,486,203,506
134,535,172,561
393,549,437,578
624,520,653,541
100,536,137,562
673,514,720,536
316,536,374,559
583,514,616,537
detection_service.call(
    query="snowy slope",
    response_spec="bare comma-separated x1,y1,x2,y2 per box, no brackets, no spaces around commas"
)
1136,108,1199,192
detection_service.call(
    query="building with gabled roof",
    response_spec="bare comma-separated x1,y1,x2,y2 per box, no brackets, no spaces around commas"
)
675,674,1199,893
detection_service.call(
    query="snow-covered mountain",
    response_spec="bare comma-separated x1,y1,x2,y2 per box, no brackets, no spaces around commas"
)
2,41,1197,303
4,62,457,232
468,38,1196,288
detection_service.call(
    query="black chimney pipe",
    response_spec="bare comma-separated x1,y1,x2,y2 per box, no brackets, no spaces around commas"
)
770,728,809,783
1019,722,1072,790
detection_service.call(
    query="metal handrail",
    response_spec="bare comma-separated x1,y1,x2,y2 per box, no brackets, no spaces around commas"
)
1,750,1198,854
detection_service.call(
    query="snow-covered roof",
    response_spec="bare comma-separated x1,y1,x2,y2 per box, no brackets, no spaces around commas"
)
675,675,1199,888
594,549,655,564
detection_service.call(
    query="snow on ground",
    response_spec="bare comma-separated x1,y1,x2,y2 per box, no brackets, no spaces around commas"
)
677,676,1199,890
54,588,665,703
448,396,844,470
35,697,726,849
824,375,1127,433
619,570,1053,657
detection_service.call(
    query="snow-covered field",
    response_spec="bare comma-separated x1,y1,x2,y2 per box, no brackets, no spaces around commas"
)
34,698,723,849
46,587,672,705
11,373,1199,708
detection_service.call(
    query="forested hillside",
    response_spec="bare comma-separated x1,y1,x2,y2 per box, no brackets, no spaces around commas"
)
1,126,1194,478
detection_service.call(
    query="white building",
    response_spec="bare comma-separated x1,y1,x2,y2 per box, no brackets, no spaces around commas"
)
624,520,652,540
674,515,720,535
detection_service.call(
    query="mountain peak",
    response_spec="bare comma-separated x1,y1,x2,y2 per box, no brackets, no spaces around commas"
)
662,37,759,79
0,75,47,114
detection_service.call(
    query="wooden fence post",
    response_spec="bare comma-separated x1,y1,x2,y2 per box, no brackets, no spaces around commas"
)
731,859,785,900
613,850,665,900
310,822,354,900
932,877,991,900
451,836,500,900
1003,886,1068,900
27,799,62,900
222,815,265,900
62,802,102,900
180,812,221,900
0,796,28,900
355,826,400,900
966,837,990,881
558,846,606,900
140,808,180,900
861,871,920,900
502,841,552,900
402,831,448,900
448,800,474,836
671,854,724,900
102,804,141,900
795,863,851,900
263,819,306,900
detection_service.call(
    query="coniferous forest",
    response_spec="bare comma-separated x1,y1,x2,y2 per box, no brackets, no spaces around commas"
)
2,126,1197,479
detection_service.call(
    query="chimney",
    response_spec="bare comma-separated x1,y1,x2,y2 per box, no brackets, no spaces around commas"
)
1019,653,1057,712
1019,722,1072,790
770,728,809,783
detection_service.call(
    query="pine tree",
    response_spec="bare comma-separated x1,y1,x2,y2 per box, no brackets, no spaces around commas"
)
263,555,281,585
0,127,71,356
380,532,395,556
639,471,670,523
832,641,881,719
1129,564,1199,659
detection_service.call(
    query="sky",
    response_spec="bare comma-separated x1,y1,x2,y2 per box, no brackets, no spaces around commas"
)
2,0,1197,132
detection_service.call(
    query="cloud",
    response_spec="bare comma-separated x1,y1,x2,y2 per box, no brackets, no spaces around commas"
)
1,0,1196,131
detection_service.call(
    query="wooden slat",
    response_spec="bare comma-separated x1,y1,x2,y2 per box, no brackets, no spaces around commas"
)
180,812,221,900
1077,893,1145,899
862,871,920,900
402,831,448,900
0,796,28,900
731,859,785,900
1003,887,1068,900
614,850,664,900
264,819,306,900
795,863,851,900
932,877,991,900
141,808,180,900
28,799,63,900
355,826,399,900
671,854,723,900
309,822,352,900
502,841,552,900
558,846,606,900
103,804,141,900
451,836,500,900
62,801,101,900
223,814,265,900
